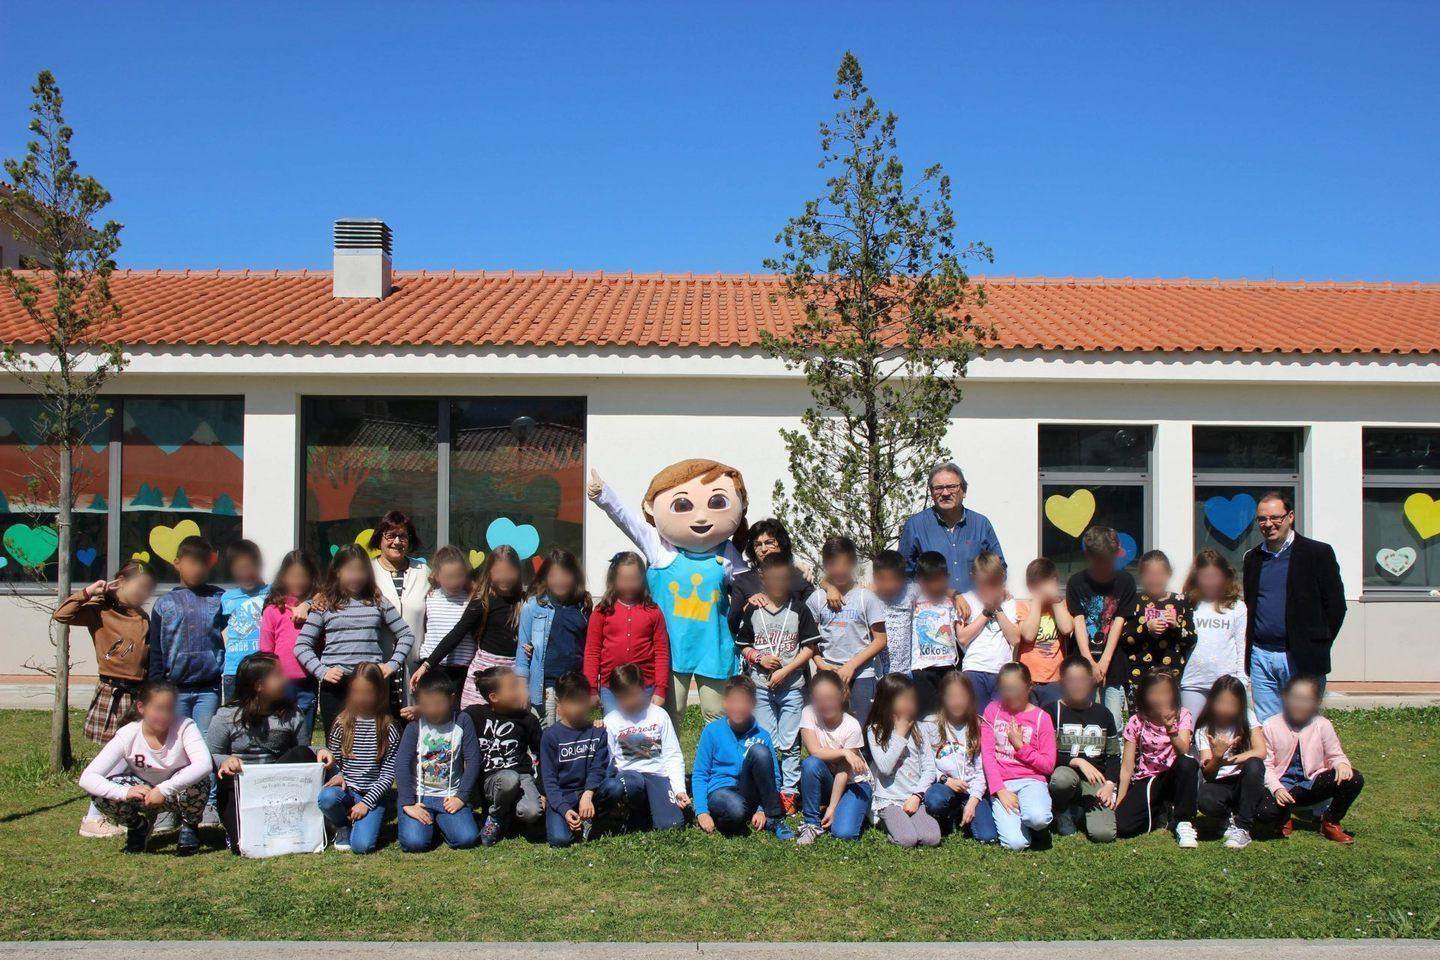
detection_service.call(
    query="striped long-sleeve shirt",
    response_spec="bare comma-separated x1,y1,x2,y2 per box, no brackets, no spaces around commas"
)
420,589,473,666
294,600,414,679
326,716,401,808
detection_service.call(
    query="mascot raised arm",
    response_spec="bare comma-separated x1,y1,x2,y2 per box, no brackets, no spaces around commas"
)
588,459,748,723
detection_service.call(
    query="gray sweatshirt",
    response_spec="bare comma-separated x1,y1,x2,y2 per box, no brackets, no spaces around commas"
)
293,599,414,678
866,722,938,818
204,705,308,767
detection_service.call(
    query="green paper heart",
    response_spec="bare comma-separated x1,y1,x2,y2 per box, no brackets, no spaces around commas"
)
3,523,58,569
329,544,340,557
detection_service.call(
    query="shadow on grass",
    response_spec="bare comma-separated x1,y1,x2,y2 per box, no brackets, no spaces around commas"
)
0,793,83,823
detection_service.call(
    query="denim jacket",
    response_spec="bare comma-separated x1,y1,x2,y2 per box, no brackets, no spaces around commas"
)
147,584,226,689
513,597,557,708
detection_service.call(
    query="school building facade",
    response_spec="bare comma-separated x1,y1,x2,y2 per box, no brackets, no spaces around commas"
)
2,223,1438,688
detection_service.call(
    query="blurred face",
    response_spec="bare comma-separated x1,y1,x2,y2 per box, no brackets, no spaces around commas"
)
347,674,385,716
416,688,454,724
545,563,578,599
1027,574,1061,604
611,562,645,601
929,469,966,514
614,683,649,715
257,663,288,704
918,569,950,600
1061,664,1096,705
1282,681,1321,724
872,566,906,601
1142,680,1177,718
1256,497,1295,546
974,572,1006,606
891,686,918,723
556,693,592,726
644,473,745,554
1209,689,1242,727
174,553,212,588
1195,565,1226,601
280,564,313,600
337,557,370,596
751,531,783,562
810,680,844,723
997,671,1031,711
1084,549,1118,580
823,552,857,588
494,673,529,711
436,560,470,595
113,572,156,609
136,690,177,733
723,688,756,726
378,527,411,565
940,679,974,721
1138,561,1171,596
760,563,792,602
489,558,522,595
230,554,262,590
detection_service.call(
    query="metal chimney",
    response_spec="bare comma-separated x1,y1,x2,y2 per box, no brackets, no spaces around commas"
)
332,219,393,299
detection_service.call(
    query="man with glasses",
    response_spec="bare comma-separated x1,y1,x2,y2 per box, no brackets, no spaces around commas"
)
898,462,1005,594
1241,491,1346,720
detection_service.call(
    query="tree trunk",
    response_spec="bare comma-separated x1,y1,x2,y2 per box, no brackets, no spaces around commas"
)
50,440,74,772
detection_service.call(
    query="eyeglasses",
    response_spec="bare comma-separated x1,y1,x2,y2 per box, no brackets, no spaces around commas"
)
1256,514,1291,526
931,484,963,495
380,532,410,543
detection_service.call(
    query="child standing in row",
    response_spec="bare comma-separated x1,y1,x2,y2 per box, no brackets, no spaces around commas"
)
418,546,525,710
692,676,794,839
1121,551,1193,708
584,552,670,713
539,672,614,847
1115,670,1199,847
957,552,1022,712
806,536,888,724
797,670,872,844
1066,527,1136,728
1017,558,1073,708
396,670,482,853
319,662,401,854
865,673,941,848
732,552,821,810
219,540,267,705
1181,549,1250,720
516,549,592,727
981,663,1057,851
259,550,320,743
464,665,544,845
1047,656,1119,843
920,671,997,843
601,664,690,831
871,550,918,678
419,546,477,689
908,551,965,717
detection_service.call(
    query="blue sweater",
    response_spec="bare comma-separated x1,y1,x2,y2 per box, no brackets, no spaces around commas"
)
539,720,612,815
147,584,225,689
690,717,780,816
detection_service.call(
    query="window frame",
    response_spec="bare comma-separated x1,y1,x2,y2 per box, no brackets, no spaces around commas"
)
1361,426,1440,598
1191,425,1305,567
0,393,245,593
1037,423,1156,576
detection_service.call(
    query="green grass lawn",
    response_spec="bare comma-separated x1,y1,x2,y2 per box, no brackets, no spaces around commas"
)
1,707,1438,942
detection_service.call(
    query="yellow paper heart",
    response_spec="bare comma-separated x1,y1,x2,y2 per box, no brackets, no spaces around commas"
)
468,549,486,569
131,551,151,564
1044,489,1097,538
1403,492,1440,541
355,528,380,559
148,518,202,565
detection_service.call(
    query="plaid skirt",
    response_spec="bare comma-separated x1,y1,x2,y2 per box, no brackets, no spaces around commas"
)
84,678,140,744
91,773,211,827
459,650,515,708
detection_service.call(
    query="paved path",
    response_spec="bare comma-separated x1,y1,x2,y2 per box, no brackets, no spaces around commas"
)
2,942,1438,960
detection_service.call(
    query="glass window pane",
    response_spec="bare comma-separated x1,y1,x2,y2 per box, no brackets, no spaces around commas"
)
449,398,586,577
1363,428,1440,476
1194,485,1297,573
121,398,244,583
1039,425,1152,472
302,398,438,565
1042,483,1146,583
0,396,109,584
1363,486,1440,589
1193,427,1300,473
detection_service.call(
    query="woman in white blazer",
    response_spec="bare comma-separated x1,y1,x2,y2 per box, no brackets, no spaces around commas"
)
371,510,431,703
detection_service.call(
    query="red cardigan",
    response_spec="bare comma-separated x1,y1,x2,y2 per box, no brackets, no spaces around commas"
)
583,600,670,694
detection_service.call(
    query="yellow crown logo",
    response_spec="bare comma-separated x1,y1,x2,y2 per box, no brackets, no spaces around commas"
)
669,573,718,622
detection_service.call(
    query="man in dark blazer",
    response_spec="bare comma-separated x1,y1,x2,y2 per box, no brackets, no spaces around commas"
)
1242,491,1347,720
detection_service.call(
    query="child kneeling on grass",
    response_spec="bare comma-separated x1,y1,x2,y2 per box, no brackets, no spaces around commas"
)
693,675,795,839
1256,674,1363,844
465,665,544,845
540,671,616,847
1047,655,1119,843
797,670,872,844
1116,669,1199,847
866,673,942,848
601,664,690,832
78,679,212,856
981,662,1057,851
320,661,401,854
921,670,998,843
396,670,482,853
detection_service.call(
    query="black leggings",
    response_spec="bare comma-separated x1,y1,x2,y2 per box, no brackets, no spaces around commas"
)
216,745,317,854
1197,757,1267,830
1116,754,1199,838
1255,767,1364,825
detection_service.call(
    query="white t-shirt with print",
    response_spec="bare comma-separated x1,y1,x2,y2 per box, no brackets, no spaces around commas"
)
959,591,1018,674
798,705,869,782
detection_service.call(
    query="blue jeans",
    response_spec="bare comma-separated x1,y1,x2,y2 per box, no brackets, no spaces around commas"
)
286,679,318,746
798,754,872,839
318,785,388,854
1250,646,1324,721
848,675,877,726
753,682,804,794
1100,683,1127,729
604,770,685,832
176,686,221,804
706,743,784,834
922,782,999,843
991,777,1053,850
598,684,653,715
397,796,480,852
1030,682,1063,709
963,670,1001,713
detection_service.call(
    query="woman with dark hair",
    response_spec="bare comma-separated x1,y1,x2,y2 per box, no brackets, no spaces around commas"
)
728,518,814,615
371,510,431,703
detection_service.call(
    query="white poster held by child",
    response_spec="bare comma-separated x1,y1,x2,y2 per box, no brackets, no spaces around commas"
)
235,762,326,858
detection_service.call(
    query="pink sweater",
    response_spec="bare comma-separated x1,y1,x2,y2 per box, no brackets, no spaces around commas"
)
259,599,308,681
980,701,1057,792
1261,713,1350,793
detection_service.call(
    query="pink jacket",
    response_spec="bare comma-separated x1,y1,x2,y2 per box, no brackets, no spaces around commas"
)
259,599,309,681
980,701,1057,792
1261,713,1349,793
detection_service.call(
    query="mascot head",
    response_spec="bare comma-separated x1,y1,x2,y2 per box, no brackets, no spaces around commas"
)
641,458,748,555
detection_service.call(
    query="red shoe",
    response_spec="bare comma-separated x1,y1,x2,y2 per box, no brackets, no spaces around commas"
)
780,791,800,816
1319,817,1355,844
1279,817,1295,838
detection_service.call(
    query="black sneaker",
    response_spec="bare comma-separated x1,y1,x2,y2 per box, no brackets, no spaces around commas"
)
176,824,200,857
123,821,152,854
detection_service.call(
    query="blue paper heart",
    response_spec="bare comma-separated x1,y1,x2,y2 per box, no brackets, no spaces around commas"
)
1116,532,1138,568
76,548,97,568
485,517,540,561
1203,493,1257,542
0,557,7,571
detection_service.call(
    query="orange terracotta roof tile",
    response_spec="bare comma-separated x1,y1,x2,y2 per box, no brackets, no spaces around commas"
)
0,271,1437,355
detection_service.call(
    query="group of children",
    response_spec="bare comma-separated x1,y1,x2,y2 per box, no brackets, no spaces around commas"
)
65,516,1365,856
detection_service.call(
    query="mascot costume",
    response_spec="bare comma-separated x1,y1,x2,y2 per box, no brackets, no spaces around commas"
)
588,460,748,723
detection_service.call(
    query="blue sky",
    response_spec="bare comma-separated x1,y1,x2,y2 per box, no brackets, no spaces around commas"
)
2,1,1437,279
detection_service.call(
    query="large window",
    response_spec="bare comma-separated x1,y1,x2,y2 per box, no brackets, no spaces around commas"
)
302,397,585,575
0,396,244,586
1039,425,1153,582
1192,427,1303,571
1363,428,1440,593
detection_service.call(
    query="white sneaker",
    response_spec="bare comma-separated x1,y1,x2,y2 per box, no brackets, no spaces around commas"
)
796,823,824,846
78,816,126,839
1175,820,1198,848
1224,827,1252,849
